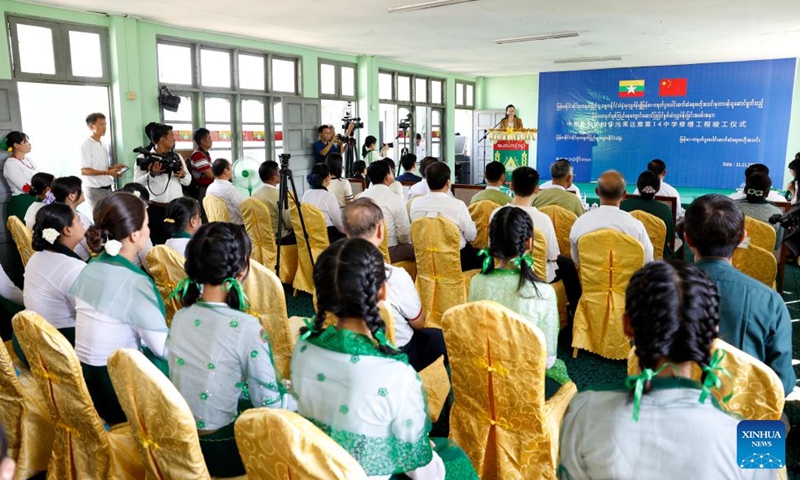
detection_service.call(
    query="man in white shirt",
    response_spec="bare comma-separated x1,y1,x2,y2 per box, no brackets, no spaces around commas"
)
80,113,125,209
407,157,454,200
410,162,481,271
253,160,295,244
360,160,414,262
206,158,244,225
570,170,654,264
633,158,685,217
135,123,192,244
415,133,426,160
342,199,446,370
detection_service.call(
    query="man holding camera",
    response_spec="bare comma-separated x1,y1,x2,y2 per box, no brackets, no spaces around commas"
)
313,125,342,163
135,123,191,244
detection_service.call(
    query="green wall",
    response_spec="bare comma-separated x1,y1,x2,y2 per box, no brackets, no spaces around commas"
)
0,0,476,174
480,66,800,187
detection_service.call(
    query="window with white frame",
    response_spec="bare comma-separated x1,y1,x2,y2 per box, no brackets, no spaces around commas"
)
156,37,301,163
455,81,475,108
319,60,358,148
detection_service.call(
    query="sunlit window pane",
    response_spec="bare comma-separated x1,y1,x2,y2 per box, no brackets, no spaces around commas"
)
341,66,355,97
272,58,297,93
379,72,393,100
201,49,231,88
397,75,411,102
205,97,231,122
68,31,103,77
466,84,474,107
456,84,464,105
17,24,56,75
158,43,192,85
241,99,265,123
431,80,442,104
320,63,336,96
415,78,427,103
238,54,265,90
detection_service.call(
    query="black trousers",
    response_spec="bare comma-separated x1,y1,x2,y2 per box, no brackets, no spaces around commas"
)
148,203,169,245
460,243,483,271
327,226,346,244
553,255,582,317
278,231,297,245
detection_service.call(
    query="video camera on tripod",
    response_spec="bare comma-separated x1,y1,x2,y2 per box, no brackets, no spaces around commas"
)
398,112,412,131
770,204,800,255
133,146,183,175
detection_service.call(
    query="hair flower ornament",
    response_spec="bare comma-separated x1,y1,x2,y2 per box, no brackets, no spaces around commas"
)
641,186,657,194
43,191,56,205
21,184,31,194
42,228,59,245
131,190,141,198
104,239,123,256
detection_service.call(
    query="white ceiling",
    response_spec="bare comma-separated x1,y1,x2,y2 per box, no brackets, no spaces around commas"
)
20,0,800,77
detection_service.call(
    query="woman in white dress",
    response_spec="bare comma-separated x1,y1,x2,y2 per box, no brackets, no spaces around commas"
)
324,153,353,208
15,204,87,366
302,163,346,243
1,131,39,222
70,192,168,425
163,197,202,257
167,222,294,477
559,261,773,480
292,238,478,480
50,176,92,261
23,172,55,228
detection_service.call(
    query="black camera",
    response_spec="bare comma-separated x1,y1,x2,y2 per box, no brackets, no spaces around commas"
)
382,142,394,149
341,116,364,131
279,153,291,168
398,113,412,131
133,147,183,175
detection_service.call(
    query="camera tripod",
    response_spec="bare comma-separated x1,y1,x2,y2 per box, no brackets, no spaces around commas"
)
275,154,314,277
395,126,411,176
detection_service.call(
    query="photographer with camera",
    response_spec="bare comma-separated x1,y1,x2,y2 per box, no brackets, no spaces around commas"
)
313,125,345,163
361,135,390,164
135,123,191,244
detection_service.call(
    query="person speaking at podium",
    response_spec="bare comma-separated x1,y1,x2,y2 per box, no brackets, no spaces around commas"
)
498,104,523,130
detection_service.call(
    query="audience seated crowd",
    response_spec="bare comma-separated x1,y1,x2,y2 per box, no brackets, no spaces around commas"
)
0,121,797,480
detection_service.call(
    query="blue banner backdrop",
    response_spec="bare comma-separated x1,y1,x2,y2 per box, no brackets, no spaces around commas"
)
536,58,797,189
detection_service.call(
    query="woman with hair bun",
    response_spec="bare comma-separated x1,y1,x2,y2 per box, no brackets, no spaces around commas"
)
559,261,764,480
22,172,55,228
2,131,39,222
14,204,86,366
621,170,675,257
167,222,294,477
292,238,478,480
70,192,167,425
301,163,345,242
163,197,202,257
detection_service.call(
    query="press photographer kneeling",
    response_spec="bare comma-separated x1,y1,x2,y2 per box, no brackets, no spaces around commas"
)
134,122,192,244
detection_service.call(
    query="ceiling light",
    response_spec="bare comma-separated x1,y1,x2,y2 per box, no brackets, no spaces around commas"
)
389,0,479,14
554,55,623,64
495,31,580,45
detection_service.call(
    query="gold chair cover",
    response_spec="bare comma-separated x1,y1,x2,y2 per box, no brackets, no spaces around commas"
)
468,200,501,250
732,243,778,288
107,348,213,480
411,217,470,328
379,220,417,280
244,258,294,379
531,229,547,280
289,203,330,295
0,340,54,480
203,195,230,223
418,355,450,423
12,311,144,480
573,229,644,360
235,408,368,480
145,245,187,327
7,216,34,267
442,301,577,480
378,221,392,263
629,210,667,260
744,216,776,252
538,205,577,258
241,197,278,272
627,339,785,420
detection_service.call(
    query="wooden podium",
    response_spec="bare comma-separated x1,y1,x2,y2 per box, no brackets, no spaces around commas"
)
488,128,537,180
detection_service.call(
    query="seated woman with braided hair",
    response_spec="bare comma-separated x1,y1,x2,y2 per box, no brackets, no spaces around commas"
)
167,222,295,478
291,238,478,480
468,206,569,398
559,261,774,480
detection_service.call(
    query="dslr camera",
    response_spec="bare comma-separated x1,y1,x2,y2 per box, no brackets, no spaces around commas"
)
133,146,183,175
341,116,364,131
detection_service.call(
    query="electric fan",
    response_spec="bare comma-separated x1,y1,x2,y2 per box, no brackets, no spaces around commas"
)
231,156,261,196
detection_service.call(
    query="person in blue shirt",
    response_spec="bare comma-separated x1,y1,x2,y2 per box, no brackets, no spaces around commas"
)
312,125,341,163
395,153,422,183
684,194,795,397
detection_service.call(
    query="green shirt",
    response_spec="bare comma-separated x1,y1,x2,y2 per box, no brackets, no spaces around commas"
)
620,197,675,257
470,188,512,206
531,187,584,217
695,258,796,396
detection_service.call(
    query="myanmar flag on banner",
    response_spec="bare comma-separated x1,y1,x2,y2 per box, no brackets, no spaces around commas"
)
659,78,687,97
619,80,645,97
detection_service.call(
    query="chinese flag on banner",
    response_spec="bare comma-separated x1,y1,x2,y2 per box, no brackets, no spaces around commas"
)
659,78,687,97
242,131,254,141
274,131,283,141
